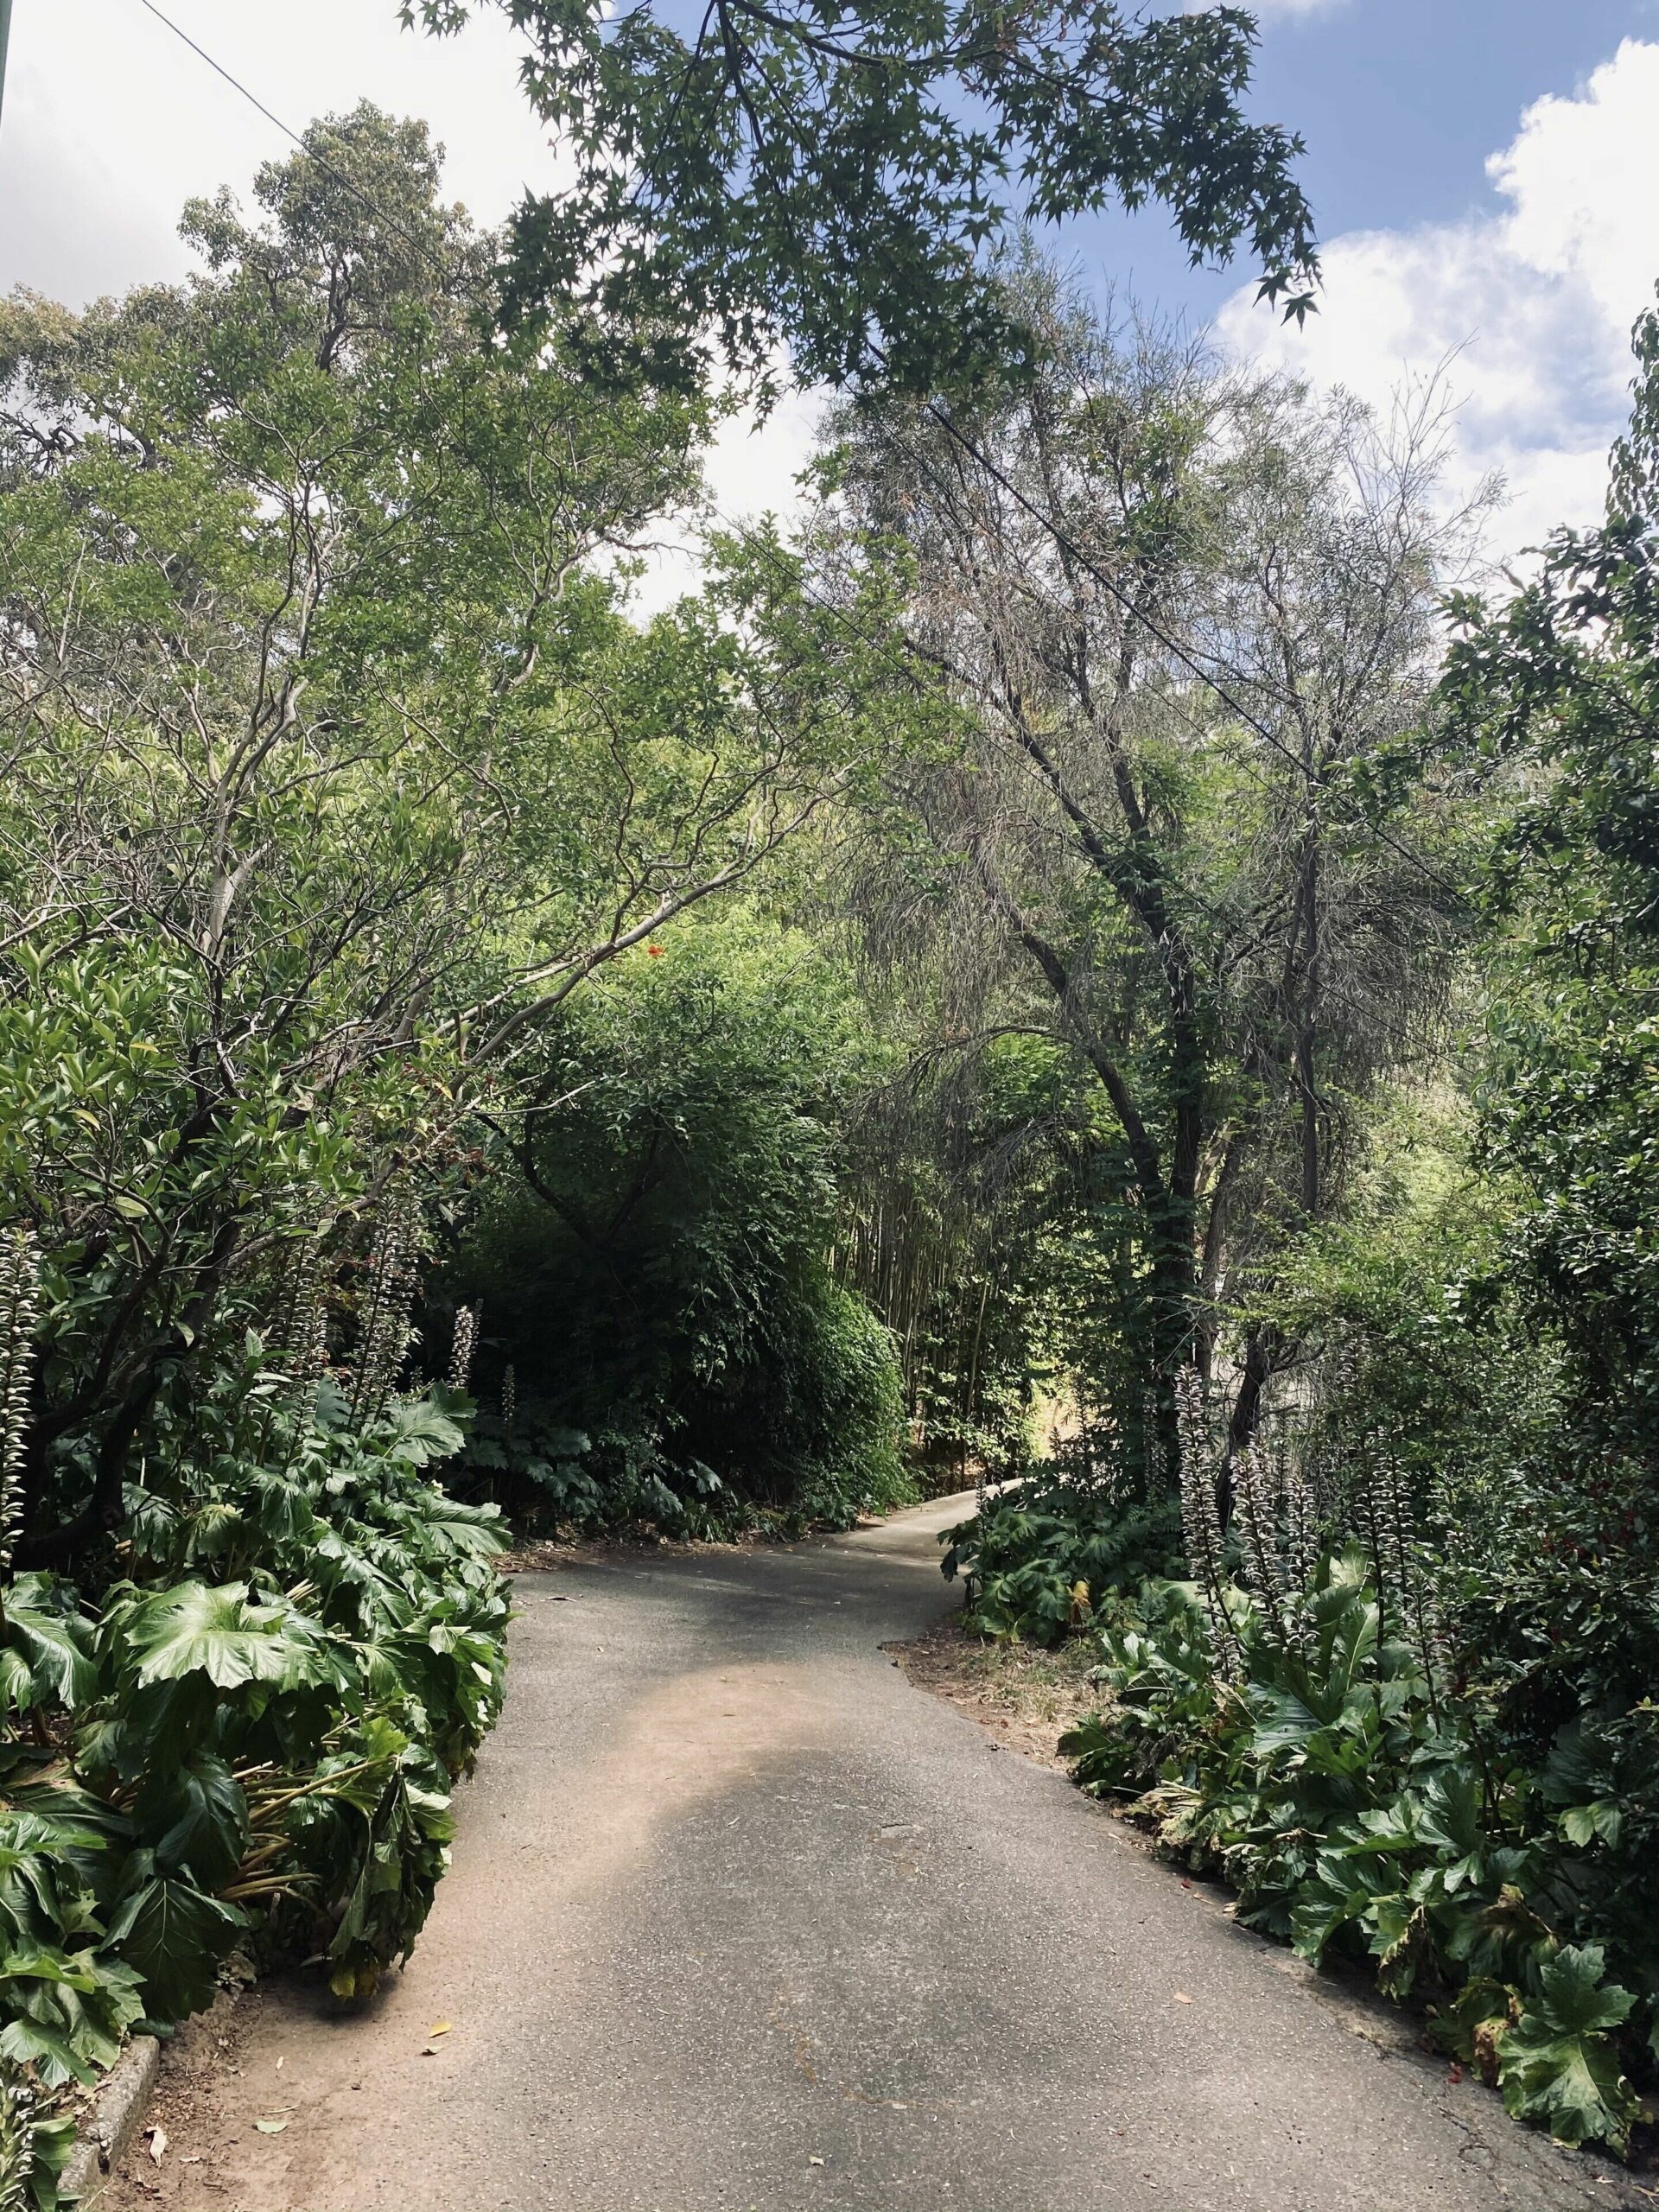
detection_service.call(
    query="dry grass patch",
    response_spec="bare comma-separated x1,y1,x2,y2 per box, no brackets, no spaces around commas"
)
889,1611,1102,1770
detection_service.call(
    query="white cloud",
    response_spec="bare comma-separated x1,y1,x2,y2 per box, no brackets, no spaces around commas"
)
0,0,569,308
0,0,797,607
629,375,825,616
1217,38,1659,562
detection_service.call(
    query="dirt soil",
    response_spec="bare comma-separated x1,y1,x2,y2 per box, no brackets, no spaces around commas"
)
105,1990,247,2204
886,1611,1104,1771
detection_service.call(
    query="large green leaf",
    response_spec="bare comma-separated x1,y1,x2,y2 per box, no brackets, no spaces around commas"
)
379,1399,466,1468
1413,1764,1483,1859
1249,1675,1330,1758
133,1756,249,1890
0,1951,99,1994
1529,1942,1634,2038
1496,1944,1639,2151
1499,2018,1638,2149
125,1581,328,1692
0,2014,93,2090
103,1855,245,2024
0,1945,145,2087
0,1580,97,1711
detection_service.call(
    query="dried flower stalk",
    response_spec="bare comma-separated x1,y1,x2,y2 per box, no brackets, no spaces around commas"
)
1175,1367,1240,1679
448,1303,479,1395
349,1185,422,1429
0,1229,41,1584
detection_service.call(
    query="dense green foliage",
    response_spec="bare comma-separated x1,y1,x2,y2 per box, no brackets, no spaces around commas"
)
936,292,1659,2165
0,1336,506,2207
6,1382,507,2017
3,3,1659,2188
0,105,900,2195
446,914,911,1533
943,1468,1182,1643
1062,1544,1654,2152
412,0,1317,394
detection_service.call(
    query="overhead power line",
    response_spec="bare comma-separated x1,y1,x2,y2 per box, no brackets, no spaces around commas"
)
132,0,480,296
134,0,304,148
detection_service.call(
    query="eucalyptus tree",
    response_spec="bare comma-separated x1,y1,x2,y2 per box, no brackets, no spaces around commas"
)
820,271,1469,1464
0,107,887,1564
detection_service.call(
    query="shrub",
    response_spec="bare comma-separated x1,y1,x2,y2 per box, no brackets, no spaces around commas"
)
1058,1526,1658,2155
941,1465,1182,1643
448,915,912,1533
0,1284,507,2202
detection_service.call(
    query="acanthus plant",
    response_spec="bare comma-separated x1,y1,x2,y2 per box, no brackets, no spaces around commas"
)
0,1190,509,2206
1060,1355,1657,2158
448,1305,480,1396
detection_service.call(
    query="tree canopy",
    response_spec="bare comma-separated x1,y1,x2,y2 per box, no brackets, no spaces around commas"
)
410,0,1318,392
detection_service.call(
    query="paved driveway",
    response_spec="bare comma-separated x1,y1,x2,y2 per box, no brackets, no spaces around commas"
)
102,1495,1639,2211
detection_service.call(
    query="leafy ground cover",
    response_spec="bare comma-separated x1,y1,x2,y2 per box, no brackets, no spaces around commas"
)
948,1364,1659,2166
0,1320,507,2208
1061,1548,1657,2158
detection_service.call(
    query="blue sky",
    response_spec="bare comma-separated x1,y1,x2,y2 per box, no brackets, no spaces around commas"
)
1269,0,1652,233
3,1,1658,569
1116,1,1659,563
1090,0,1659,324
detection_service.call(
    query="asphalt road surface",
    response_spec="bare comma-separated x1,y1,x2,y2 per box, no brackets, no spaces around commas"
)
103,1495,1642,2212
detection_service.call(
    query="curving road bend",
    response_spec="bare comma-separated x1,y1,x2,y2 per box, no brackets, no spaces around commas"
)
103,1495,1640,2212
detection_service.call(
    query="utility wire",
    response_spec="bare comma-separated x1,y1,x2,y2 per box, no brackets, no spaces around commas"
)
134,0,307,147
132,0,486,301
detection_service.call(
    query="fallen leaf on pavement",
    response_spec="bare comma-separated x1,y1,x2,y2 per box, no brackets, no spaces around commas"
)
429,2021,453,2036
147,2126,167,2165
254,2120,289,2135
